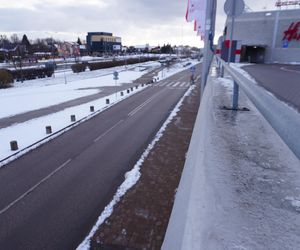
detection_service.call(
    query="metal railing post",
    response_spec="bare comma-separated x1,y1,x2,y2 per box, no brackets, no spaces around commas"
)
233,80,239,109
220,65,224,77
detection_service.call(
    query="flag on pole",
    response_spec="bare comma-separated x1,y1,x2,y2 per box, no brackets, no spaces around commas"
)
186,0,207,22
186,0,207,37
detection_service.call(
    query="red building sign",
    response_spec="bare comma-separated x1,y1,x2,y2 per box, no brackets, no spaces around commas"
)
283,22,300,41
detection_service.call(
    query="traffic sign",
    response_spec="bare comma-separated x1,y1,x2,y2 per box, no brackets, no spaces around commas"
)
283,40,289,48
113,71,119,77
224,0,245,17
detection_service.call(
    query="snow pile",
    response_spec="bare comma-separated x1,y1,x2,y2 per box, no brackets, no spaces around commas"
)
77,85,196,250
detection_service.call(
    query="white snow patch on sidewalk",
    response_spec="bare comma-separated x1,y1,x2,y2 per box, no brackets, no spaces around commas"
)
77,85,196,250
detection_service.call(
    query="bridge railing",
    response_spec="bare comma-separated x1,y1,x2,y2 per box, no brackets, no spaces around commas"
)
216,56,300,160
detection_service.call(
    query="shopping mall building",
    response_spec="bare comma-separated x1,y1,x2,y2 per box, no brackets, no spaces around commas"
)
218,8,300,63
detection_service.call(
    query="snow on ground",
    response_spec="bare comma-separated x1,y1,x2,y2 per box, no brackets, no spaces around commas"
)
0,62,159,119
77,85,195,250
231,63,257,83
0,84,148,166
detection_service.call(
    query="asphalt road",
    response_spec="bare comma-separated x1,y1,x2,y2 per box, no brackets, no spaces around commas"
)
243,64,300,111
0,64,201,249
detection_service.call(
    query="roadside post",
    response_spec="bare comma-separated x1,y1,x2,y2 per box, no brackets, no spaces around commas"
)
113,71,119,101
224,0,245,109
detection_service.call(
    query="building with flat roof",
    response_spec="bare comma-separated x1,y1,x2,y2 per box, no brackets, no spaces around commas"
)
220,9,300,63
86,32,122,54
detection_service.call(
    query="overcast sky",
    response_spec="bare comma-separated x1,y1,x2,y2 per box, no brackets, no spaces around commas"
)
0,0,277,47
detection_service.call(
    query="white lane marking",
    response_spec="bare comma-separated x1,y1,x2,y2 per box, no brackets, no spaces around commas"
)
94,120,124,142
280,66,300,75
128,89,166,117
173,82,181,87
180,82,186,87
166,82,174,87
0,159,72,215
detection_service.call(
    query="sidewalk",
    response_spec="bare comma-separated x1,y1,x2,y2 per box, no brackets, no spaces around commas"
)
84,85,200,249
162,66,300,250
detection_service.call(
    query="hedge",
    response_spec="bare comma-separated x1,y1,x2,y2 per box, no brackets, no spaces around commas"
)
87,57,159,71
11,67,54,82
0,69,13,88
71,63,87,73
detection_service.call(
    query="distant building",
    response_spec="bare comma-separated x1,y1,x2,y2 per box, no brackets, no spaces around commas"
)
57,42,80,58
219,9,300,63
86,32,122,54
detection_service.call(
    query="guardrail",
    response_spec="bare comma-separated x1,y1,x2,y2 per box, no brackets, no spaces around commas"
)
216,56,300,160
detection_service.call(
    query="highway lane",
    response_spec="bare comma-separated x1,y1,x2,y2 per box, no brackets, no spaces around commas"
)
243,64,300,111
0,64,201,249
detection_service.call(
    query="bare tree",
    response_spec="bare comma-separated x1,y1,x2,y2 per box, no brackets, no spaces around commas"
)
10,34,20,44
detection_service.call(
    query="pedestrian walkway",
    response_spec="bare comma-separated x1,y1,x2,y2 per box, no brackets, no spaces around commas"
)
163,66,300,250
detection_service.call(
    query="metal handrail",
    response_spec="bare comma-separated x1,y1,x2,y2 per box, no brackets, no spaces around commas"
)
216,56,300,160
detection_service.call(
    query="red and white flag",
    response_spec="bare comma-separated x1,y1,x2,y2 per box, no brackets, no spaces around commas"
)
186,0,207,22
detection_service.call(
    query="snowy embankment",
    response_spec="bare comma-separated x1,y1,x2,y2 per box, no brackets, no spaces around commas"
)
77,85,196,250
162,64,300,250
0,61,160,119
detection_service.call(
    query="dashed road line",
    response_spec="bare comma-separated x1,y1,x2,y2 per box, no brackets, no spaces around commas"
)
94,120,125,142
0,159,72,215
128,89,166,117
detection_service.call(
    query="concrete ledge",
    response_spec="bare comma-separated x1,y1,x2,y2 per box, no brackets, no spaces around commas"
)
162,68,300,249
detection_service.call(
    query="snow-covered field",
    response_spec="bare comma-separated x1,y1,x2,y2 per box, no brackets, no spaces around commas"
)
0,61,160,119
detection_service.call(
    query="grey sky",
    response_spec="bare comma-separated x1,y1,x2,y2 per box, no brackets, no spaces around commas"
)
0,0,277,47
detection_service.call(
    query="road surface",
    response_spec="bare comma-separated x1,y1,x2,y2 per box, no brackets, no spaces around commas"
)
0,64,201,249
243,64,300,111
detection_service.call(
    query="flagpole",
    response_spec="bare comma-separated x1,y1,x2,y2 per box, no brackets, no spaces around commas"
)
200,0,216,97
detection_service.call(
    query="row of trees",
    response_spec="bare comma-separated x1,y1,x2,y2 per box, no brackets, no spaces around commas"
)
0,34,85,63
